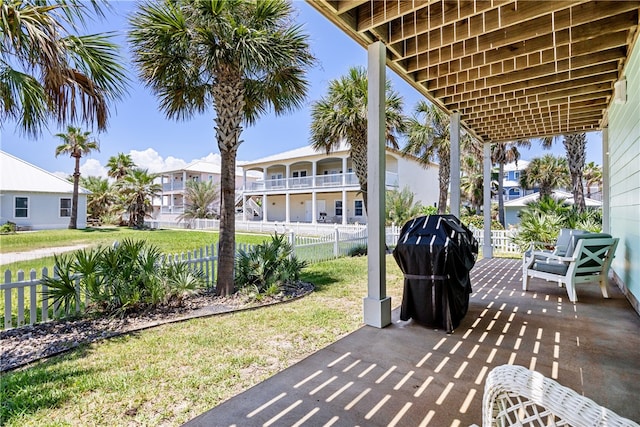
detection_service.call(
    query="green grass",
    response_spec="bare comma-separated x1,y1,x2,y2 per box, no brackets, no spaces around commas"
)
1,256,405,426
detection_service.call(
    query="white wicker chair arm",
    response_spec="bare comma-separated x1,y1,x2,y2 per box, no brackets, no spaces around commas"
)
482,365,639,427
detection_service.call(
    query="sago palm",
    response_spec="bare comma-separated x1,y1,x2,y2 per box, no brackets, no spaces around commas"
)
54,126,99,229
80,175,114,221
129,0,314,296
309,66,406,214
178,180,220,222
0,0,128,137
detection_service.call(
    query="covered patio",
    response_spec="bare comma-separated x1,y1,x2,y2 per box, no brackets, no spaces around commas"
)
185,258,640,426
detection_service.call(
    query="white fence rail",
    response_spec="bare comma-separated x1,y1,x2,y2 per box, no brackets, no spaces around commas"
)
2,225,519,329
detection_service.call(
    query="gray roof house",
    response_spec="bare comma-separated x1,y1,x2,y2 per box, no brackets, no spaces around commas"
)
503,189,602,229
0,151,89,230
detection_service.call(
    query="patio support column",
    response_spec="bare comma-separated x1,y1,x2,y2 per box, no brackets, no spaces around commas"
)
262,194,268,222
602,127,610,233
483,141,493,258
342,157,348,185
243,170,247,191
285,164,290,189
363,41,391,328
312,191,317,224
242,196,247,222
285,193,290,224
450,111,461,218
342,190,347,225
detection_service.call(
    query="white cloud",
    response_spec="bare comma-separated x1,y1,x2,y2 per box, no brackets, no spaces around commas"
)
80,159,108,178
197,152,222,166
129,148,187,173
52,171,71,180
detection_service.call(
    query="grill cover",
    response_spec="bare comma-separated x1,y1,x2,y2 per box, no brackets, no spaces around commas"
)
393,215,478,333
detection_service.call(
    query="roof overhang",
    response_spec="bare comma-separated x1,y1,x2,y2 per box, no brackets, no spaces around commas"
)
307,1,639,143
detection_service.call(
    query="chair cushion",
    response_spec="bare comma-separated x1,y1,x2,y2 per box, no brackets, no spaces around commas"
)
565,232,611,258
533,259,569,275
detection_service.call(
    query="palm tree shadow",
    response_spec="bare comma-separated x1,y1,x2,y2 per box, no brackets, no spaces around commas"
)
300,270,339,293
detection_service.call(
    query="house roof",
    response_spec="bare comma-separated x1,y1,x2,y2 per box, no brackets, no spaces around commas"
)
503,160,530,172
308,1,639,143
503,189,601,207
0,151,89,194
242,143,350,166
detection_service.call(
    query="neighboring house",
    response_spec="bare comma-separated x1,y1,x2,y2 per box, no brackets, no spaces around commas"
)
154,160,258,221
239,144,439,224
499,160,536,201
503,190,602,229
0,151,89,230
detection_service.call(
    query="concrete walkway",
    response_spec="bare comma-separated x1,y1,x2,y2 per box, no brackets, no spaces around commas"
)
0,245,90,265
184,258,640,426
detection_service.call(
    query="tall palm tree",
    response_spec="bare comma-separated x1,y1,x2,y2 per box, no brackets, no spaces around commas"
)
583,161,603,199
54,126,99,229
106,153,136,181
0,0,128,137
540,132,588,213
519,155,570,199
80,175,113,221
403,101,477,214
129,0,314,296
460,154,484,214
491,140,531,227
178,180,220,222
116,169,161,228
309,66,405,214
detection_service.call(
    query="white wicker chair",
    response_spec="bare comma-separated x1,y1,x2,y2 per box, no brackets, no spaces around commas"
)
481,365,639,427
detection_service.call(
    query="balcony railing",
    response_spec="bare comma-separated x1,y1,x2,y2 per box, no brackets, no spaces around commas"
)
162,182,184,191
160,206,184,214
247,172,398,192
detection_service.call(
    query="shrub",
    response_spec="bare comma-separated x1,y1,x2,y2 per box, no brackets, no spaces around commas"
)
348,245,367,257
0,221,16,233
42,239,206,317
235,233,307,296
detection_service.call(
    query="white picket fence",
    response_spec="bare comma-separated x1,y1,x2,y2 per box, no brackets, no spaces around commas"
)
1,225,518,329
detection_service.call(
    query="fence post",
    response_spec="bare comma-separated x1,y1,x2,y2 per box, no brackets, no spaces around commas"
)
334,226,340,257
4,270,12,329
288,230,296,259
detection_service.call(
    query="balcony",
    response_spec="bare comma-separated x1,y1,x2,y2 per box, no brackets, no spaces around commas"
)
160,205,184,214
246,172,398,193
162,182,184,191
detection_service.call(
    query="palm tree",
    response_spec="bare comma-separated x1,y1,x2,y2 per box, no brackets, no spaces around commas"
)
106,153,136,181
385,187,423,226
519,155,570,199
116,169,161,228
80,175,113,221
309,66,406,214
178,180,220,222
403,101,476,214
491,140,531,227
129,0,314,296
583,161,603,199
460,154,485,214
54,126,99,229
541,132,588,213
0,1,128,137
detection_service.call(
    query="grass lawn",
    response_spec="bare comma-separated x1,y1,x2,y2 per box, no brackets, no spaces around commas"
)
1,255,405,426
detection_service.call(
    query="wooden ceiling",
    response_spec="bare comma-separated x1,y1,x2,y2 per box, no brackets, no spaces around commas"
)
307,1,640,143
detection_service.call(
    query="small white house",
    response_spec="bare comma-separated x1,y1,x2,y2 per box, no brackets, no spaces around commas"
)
503,189,602,229
0,151,89,230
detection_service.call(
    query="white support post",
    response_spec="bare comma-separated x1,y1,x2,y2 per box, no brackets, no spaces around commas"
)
363,41,391,328
450,111,461,218
312,191,317,224
285,193,290,224
483,141,493,258
602,127,610,234
342,190,348,225
262,194,267,223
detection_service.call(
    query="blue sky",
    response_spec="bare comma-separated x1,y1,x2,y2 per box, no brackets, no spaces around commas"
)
1,1,602,178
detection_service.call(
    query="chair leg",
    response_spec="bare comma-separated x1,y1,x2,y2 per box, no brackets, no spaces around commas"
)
522,271,529,290
599,277,610,298
566,281,577,302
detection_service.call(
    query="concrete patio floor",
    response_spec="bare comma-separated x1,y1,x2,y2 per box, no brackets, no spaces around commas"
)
184,258,640,426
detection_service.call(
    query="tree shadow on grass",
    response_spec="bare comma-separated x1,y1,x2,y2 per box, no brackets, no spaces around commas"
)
300,270,339,293
0,346,98,423
79,227,119,233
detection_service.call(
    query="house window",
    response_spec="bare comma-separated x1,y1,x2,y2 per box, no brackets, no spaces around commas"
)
335,200,343,216
292,170,307,178
354,200,363,216
60,198,72,217
15,197,28,218
514,171,520,180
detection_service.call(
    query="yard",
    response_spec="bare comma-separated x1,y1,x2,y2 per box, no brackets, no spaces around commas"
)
0,228,404,426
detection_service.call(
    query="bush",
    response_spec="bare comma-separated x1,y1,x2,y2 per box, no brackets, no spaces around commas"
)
460,214,503,230
348,245,367,257
0,221,16,233
235,232,307,297
42,239,206,317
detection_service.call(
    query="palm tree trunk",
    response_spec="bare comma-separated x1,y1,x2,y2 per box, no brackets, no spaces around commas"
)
350,136,368,214
213,70,244,297
70,156,80,229
438,152,450,214
563,133,587,213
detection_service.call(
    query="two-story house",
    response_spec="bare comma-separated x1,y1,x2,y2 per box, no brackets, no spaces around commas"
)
239,144,439,225
498,160,536,201
154,160,258,221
